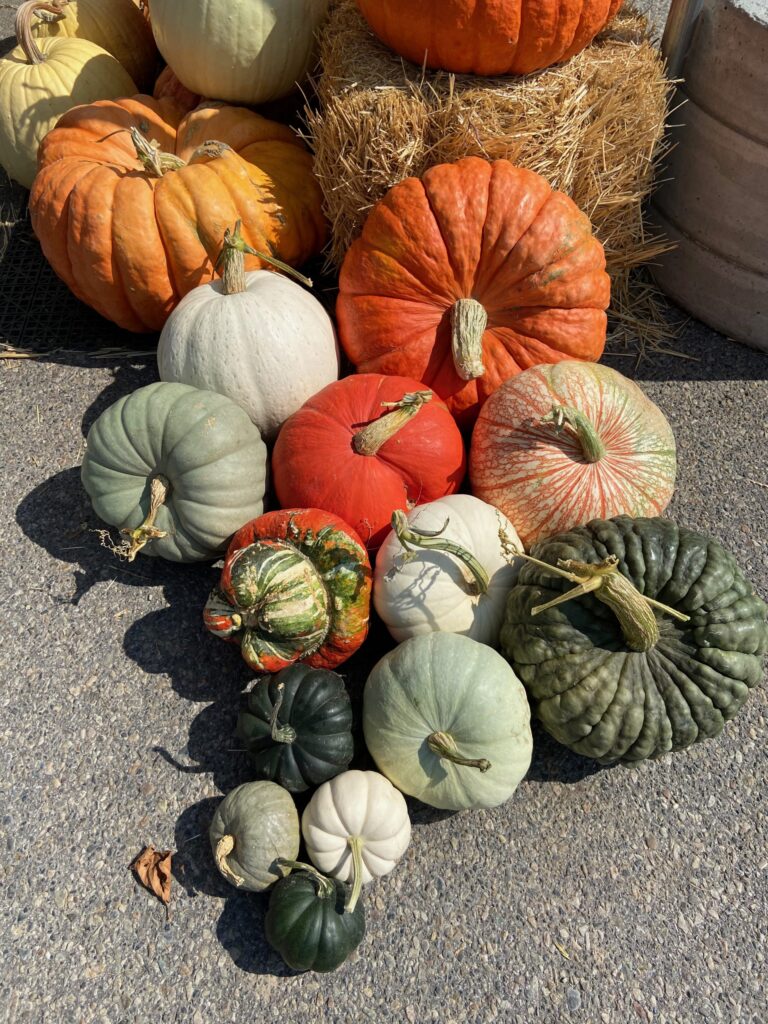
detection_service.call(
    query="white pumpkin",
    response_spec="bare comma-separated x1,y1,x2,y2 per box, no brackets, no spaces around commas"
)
157,225,339,443
374,494,522,646
148,0,331,105
302,770,411,911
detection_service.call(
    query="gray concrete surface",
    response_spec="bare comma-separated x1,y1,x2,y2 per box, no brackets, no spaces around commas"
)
2,2,768,1023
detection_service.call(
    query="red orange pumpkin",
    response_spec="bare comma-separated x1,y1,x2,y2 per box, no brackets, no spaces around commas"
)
30,96,327,332
272,375,466,551
337,157,610,427
356,0,624,76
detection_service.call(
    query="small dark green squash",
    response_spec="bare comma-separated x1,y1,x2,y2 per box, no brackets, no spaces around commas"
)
237,665,354,792
501,516,768,764
265,861,365,973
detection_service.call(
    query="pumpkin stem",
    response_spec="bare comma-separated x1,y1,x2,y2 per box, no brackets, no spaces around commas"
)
542,405,607,463
450,298,487,381
120,474,170,562
215,835,245,887
345,835,365,913
352,390,433,457
391,510,489,596
129,127,186,177
269,682,298,744
215,220,312,296
277,859,335,899
519,553,691,652
15,1,66,63
427,731,491,773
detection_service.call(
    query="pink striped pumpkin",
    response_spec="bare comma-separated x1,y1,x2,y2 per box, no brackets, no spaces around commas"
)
470,362,676,549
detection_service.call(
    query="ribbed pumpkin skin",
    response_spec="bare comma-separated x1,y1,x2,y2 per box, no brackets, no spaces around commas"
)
81,382,267,561
265,872,365,973
31,0,157,89
363,634,533,810
272,375,466,550
29,97,327,332
237,666,354,792
337,158,609,426
356,0,623,76
470,362,677,549
501,516,768,764
149,0,330,105
152,64,200,114
0,38,136,189
205,509,372,673
209,782,300,891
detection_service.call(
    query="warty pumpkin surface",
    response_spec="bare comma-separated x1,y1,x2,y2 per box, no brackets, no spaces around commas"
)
337,157,609,426
29,96,327,332
501,516,768,764
356,0,623,76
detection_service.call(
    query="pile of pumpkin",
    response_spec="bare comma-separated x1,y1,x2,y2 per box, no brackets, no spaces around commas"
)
3,0,768,977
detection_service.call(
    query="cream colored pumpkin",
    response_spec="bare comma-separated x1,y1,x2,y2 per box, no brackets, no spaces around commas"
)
157,227,339,442
374,495,522,647
0,3,136,189
30,0,157,90
148,0,331,105
302,770,411,912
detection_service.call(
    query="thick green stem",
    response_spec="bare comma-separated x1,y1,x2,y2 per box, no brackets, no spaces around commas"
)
129,127,186,177
345,836,365,913
392,510,489,595
120,475,169,562
215,835,245,887
427,731,491,773
276,859,334,898
450,298,487,381
269,682,297,744
16,1,66,63
542,405,606,463
215,219,313,294
353,391,432,456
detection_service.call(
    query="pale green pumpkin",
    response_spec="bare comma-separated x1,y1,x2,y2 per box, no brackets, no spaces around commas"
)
363,633,533,811
81,382,267,562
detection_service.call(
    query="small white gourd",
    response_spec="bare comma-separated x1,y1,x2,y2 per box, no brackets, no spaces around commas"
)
374,494,522,646
302,770,411,911
157,223,339,442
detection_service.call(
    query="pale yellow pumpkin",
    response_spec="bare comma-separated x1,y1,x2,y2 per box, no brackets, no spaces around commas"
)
0,2,136,189
29,0,157,90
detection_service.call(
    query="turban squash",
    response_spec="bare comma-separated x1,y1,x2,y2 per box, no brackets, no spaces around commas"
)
337,157,609,426
356,0,624,76
29,96,327,332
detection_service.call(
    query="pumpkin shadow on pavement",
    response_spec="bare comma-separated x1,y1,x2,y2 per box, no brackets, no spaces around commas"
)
524,720,610,784
80,362,157,439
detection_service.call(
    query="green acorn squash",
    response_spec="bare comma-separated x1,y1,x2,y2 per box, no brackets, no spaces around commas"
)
237,665,354,793
501,516,768,764
265,862,365,973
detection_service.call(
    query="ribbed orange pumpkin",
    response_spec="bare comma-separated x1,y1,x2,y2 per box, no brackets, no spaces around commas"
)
470,361,677,549
356,0,624,76
30,97,327,332
337,157,610,426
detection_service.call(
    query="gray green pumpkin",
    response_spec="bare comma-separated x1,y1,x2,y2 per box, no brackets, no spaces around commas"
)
209,781,300,891
501,516,768,764
81,382,267,562
237,665,354,792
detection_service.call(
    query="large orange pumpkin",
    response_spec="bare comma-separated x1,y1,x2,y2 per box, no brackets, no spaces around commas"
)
356,0,624,76
337,157,610,426
30,97,327,332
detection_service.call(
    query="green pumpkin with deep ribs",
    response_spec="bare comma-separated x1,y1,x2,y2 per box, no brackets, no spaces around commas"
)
237,665,354,792
501,516,768,764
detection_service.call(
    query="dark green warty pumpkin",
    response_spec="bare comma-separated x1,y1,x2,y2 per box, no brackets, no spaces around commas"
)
237,665,354,792
265,863,365,973
500,516,768,764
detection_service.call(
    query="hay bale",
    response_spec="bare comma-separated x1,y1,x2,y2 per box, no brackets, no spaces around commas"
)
305,0,675,348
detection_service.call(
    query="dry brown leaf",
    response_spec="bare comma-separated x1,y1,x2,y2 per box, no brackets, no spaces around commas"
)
130,845,173,909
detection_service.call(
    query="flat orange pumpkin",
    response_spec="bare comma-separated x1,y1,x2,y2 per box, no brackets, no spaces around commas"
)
337,157,610,426
30,96,327,332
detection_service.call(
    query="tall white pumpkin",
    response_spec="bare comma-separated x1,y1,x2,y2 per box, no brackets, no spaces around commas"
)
148,0,331,105
157,225,339,442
